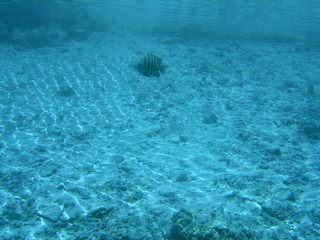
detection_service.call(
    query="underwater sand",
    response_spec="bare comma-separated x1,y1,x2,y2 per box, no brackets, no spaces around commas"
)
0,31,319,240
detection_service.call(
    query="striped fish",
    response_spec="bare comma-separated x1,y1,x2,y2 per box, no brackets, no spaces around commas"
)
135,54,167,77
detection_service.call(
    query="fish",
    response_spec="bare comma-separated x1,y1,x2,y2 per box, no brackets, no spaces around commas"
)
135,54,168,77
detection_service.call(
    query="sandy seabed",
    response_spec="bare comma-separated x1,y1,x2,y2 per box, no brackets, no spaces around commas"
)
0,31,319,240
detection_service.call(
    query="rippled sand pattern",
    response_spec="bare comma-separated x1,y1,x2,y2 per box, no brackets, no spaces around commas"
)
0,32,319,239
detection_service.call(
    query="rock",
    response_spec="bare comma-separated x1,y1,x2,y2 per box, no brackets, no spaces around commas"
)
88,206,113,219
303,123,320,140
55,193,84,221
36,203,63,222
202,113,218,124
262,200,291,221
176,173,189,182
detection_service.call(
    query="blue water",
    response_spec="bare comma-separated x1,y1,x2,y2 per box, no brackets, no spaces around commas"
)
0,1,319,240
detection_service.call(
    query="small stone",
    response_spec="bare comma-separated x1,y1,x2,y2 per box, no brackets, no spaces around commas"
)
55,194,84,220
176,173,189,182
111,155,125,163
88,207,113,219
36,203,63,222
268,148,282,156
69,186,91,199
303,123,320,140
202,113,218,124
179,135,188,143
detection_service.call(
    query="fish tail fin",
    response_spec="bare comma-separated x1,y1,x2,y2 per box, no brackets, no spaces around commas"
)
160,64,168,73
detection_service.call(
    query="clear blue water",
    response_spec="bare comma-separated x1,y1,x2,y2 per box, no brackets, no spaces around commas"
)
0,1,319,240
